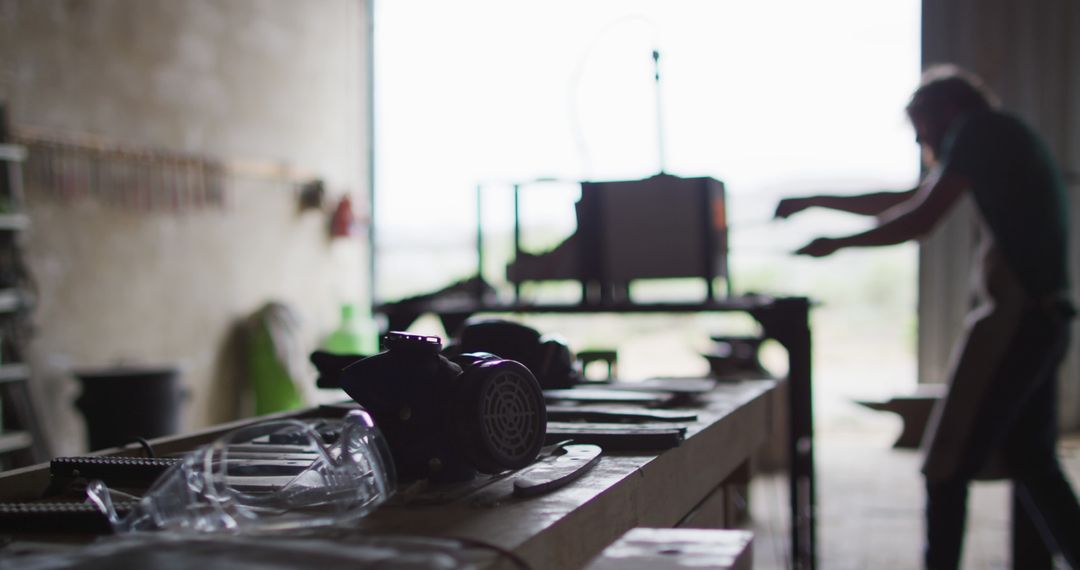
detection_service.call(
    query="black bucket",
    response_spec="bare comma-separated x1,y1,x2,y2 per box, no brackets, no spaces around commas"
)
73,366,183,451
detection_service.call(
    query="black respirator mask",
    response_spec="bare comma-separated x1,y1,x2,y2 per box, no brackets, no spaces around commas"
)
449,318,581,390
338,332,547,483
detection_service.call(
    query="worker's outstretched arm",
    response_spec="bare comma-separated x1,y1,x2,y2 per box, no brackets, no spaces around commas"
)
774,189,919,219
794,167,969,257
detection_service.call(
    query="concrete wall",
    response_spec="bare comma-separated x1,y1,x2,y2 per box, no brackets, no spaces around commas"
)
919,0,1080,429
0,0,370,454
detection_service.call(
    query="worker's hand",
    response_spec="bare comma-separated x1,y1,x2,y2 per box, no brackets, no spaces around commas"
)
774,197,812,219
795,238,843,258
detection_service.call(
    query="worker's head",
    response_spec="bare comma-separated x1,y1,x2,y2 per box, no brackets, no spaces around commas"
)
906,64,999,159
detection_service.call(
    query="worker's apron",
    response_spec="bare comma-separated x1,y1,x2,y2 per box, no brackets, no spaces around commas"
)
920,222,1029,483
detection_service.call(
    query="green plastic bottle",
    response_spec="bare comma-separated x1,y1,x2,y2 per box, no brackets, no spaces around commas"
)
323,303,378,355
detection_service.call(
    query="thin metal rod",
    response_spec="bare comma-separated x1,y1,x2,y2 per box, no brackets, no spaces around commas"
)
475,183,484,299
513,183,522,302
653,49,666,174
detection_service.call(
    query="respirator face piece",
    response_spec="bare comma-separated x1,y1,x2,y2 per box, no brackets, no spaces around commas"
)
456,318,580,390
451,355,547,473
340,332,547,482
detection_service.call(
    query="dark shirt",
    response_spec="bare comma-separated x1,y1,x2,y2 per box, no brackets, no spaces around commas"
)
940,110,1070,298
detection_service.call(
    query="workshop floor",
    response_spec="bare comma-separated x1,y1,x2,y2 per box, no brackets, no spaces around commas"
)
748,406,1080,570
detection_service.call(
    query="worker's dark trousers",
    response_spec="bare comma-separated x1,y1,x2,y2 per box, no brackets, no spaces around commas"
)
924,305,1080,570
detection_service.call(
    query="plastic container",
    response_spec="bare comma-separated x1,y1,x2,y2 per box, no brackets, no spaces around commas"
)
322,303,378,356
73,366,183,451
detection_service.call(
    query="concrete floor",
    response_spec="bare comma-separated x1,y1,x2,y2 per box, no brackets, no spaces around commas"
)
749,409,1080,570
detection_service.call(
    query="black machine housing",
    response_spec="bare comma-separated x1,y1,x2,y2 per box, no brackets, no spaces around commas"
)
339,332,547,482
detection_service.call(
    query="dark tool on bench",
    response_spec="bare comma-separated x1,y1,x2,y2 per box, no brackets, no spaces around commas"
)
511,441,602,498
451,318,582,389
0,501,138,534
48,453,321,502
339,332,547,483
544,388,674,407
546,406,698,423
545,423,686,451
50,456,181,487
603,377,717,395
703,335,770,379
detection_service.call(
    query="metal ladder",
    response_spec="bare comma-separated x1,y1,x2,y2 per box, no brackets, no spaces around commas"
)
0,103,50,470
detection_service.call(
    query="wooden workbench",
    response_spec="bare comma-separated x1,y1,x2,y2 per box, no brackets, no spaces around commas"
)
357,379,776,568
0,380,777,570
376,295,815,570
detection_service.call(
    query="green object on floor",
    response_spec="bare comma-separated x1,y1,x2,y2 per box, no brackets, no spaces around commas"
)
247,302,305,415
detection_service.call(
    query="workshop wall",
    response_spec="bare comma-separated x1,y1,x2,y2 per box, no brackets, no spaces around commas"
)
919,0,1080,429
0,0,369,454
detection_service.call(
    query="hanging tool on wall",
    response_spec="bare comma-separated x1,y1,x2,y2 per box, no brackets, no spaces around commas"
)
13,127,227,213
11,126,319,214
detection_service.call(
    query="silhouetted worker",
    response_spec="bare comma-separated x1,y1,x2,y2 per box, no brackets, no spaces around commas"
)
774,65,1080,569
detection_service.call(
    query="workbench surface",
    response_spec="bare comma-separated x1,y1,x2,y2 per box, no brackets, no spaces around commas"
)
0,379,777,570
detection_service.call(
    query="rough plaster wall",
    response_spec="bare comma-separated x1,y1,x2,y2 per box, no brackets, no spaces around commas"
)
920,0,1080,430
0,0,369,454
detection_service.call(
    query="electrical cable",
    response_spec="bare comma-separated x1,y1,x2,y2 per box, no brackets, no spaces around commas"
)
133,437,155,458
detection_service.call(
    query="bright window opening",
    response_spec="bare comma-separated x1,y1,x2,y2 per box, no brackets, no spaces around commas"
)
373,0,922,426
